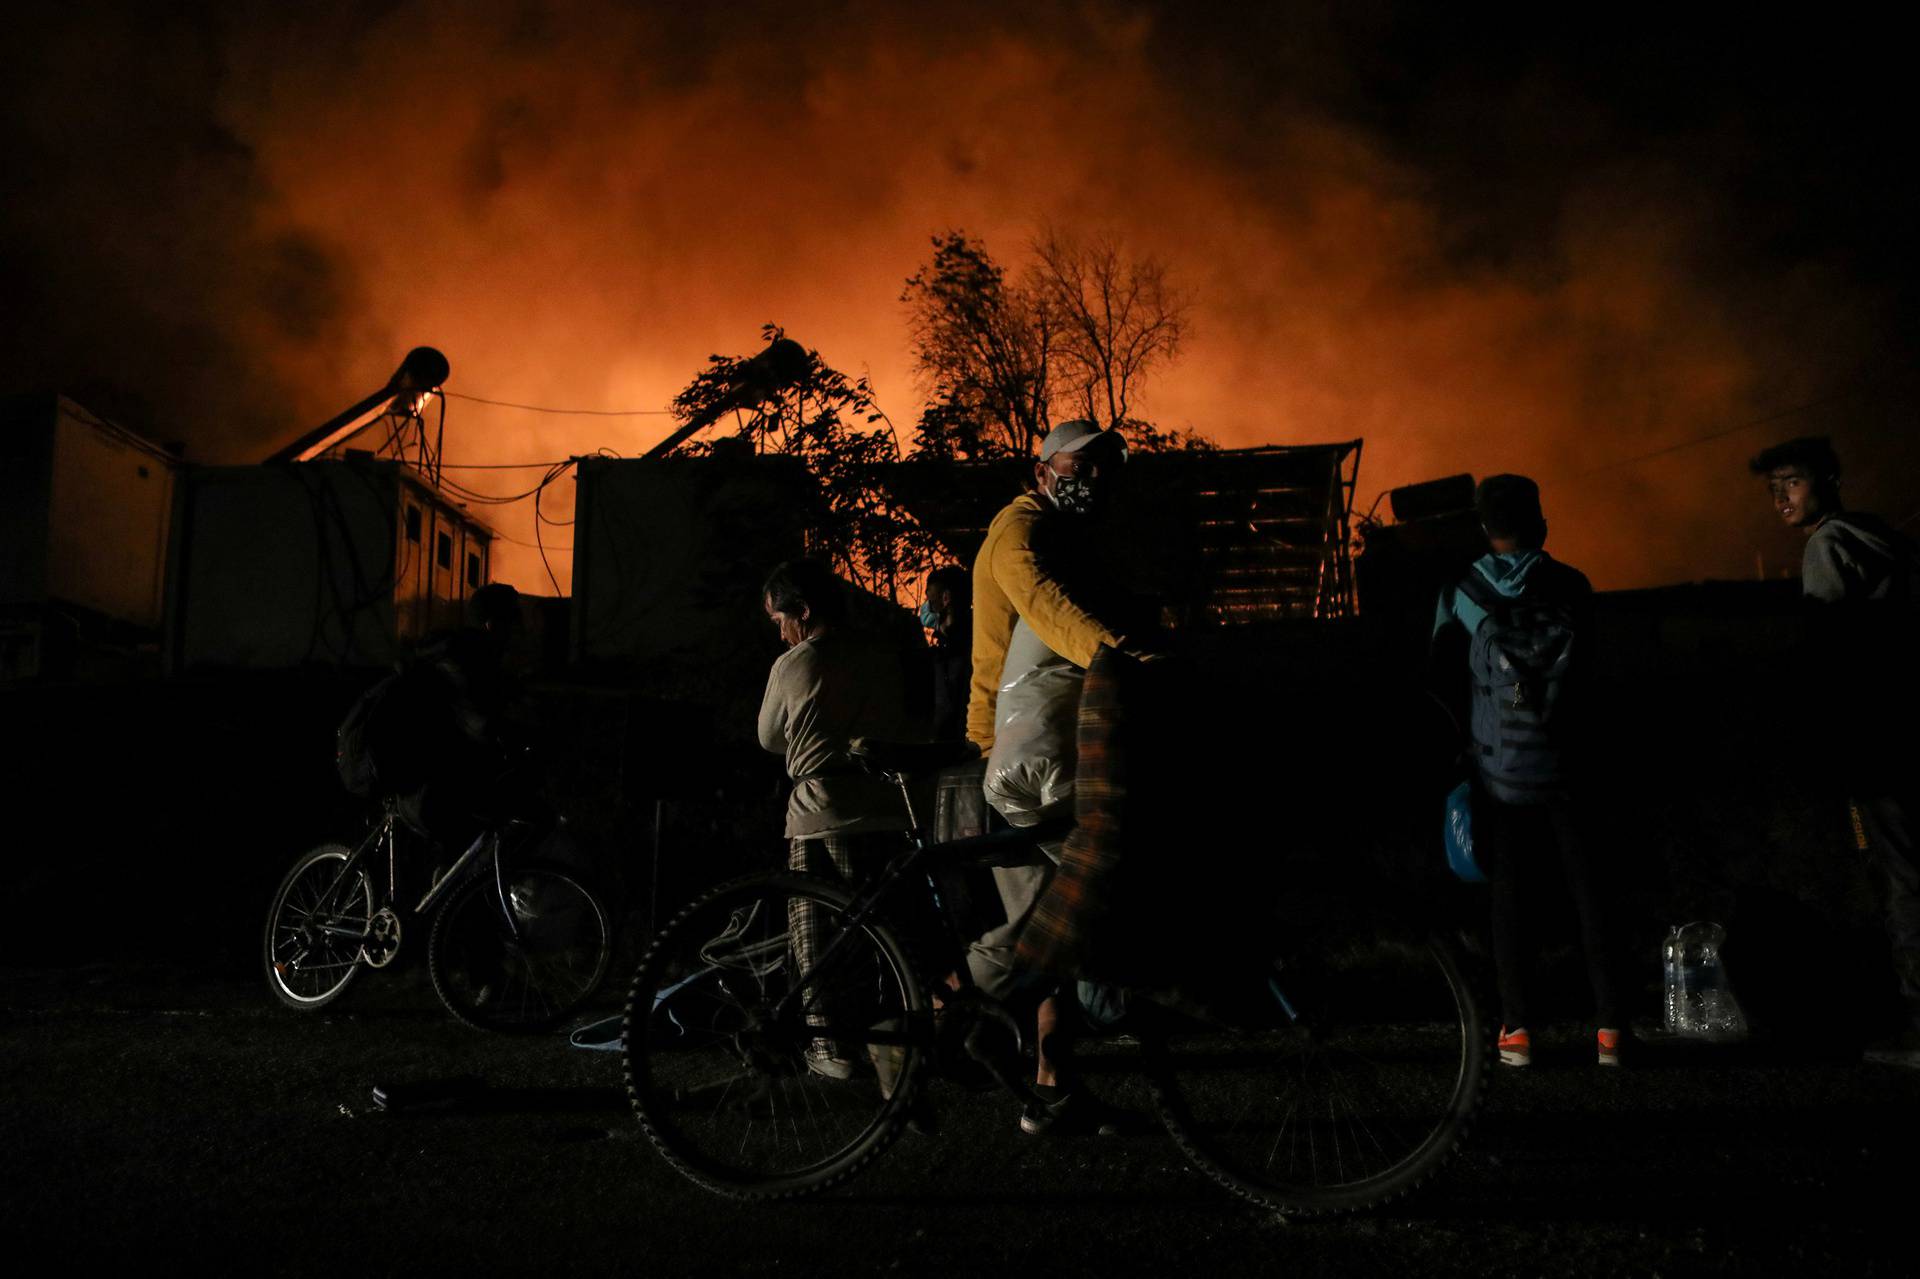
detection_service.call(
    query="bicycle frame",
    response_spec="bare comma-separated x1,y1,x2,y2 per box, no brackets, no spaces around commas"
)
301,807,504,954
766,768,1069,1040
296,816,397,952
624,752,1489,1212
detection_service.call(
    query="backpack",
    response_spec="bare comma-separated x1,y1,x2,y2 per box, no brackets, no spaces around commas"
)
1456,567,1581,804
334,664,449,798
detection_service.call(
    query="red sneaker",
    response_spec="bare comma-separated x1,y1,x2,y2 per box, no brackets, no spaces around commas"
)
1497,1026,1531,1068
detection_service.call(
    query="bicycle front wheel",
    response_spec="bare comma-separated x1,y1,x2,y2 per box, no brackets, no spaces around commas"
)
622,872,931,1200
1145,925,1490,1217
264,844,373,1011
428,863,613,1032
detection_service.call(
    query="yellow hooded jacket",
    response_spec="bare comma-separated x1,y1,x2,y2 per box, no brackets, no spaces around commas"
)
965,492,1127,751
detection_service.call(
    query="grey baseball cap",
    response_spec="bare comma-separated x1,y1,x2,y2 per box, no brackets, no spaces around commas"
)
1039,419,1129,463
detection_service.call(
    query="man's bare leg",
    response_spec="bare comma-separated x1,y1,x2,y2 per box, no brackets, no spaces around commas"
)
1035,994,1061,1087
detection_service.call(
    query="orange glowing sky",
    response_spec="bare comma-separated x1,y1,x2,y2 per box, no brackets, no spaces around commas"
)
8,4,1915,594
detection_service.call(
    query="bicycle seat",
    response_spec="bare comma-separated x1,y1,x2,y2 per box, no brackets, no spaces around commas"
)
848,738,980,777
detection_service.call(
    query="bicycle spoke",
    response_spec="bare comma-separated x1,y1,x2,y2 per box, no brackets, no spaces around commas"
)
1152,932,1488,1215
266,848,373,1009
625,874,926,1197
429,866,609,1031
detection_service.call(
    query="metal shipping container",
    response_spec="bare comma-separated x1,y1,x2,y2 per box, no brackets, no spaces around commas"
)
168,456,491,671
570,454,813,672
0,394,178,680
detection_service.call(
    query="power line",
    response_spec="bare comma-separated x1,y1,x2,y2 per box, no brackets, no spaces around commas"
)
437,459,573,470
443,390,674,416
490,529,573,551
1573,382,1875,478
534,473,565,595
438,461,575,506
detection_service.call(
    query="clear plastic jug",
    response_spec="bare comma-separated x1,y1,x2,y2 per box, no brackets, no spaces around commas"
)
1662,921,1749,1041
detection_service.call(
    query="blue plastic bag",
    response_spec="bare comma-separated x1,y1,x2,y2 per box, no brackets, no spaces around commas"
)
1443,781,1485,883
569,966,724,1051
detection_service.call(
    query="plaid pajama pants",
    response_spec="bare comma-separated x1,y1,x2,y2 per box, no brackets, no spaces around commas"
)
787,832,894,1034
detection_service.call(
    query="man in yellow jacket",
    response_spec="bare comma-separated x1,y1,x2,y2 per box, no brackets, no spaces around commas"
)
966,420,1133,753
966,418,1134,1135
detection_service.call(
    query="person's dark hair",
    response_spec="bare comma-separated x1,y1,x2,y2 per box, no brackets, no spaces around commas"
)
926,564,969,599
1748,435,1841,483
465,582,522,631
762,558,848,626
1475,474,1547,548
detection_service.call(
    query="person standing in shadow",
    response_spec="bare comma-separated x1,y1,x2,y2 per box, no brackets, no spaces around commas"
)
1752,437,1920,1066
921,565,973,743
1432,475,1624,1068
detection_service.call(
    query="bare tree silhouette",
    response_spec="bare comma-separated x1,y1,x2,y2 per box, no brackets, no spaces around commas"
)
1032,229,1193,442
903,230,1206,459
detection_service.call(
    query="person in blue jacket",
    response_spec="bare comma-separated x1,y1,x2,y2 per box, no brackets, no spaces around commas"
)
1433,475,1623,1068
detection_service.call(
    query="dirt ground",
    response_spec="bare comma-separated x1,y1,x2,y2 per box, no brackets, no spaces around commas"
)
1,962,1911,1277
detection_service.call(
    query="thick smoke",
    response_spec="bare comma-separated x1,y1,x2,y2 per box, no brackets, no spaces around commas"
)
5,3,1912,592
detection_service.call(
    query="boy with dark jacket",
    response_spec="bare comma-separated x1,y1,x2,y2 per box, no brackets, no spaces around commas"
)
1752,436,1920,1065
1433,474,1622,1068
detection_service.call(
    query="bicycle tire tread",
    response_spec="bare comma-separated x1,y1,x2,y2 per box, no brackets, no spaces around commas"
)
263,844,368,1013
621,870,926,1201
428,862,613,1034
1146,936,1494,1219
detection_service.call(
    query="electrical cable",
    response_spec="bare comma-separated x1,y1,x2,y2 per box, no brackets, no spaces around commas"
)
436,470,572,505
532,463,568,596
436,460,573,470
490,529,573,552
1571,381,1878,478
443,391,673,416
58,401,180,464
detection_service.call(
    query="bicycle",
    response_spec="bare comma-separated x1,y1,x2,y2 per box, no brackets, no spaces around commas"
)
264,795,613,1032
620,738,1491,1215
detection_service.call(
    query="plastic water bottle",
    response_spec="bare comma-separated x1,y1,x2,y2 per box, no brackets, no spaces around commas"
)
1670,921,1749,1042
1662,926,1684,1034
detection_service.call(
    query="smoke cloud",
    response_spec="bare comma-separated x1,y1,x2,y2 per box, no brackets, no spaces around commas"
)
5,3,1912,592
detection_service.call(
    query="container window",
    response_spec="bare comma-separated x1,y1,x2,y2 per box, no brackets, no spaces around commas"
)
436,531,452,569
405,506,421,542
466,551,481,589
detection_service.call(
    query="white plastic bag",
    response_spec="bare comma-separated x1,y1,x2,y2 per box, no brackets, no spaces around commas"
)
983,619,1083,827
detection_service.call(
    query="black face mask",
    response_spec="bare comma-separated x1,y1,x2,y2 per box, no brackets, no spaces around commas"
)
1051,474,1097,516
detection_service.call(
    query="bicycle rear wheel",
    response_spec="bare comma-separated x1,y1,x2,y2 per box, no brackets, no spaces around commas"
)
428,862,613,1032
1145,924,1490,1217
622,872,931,1200
264,844,374,1011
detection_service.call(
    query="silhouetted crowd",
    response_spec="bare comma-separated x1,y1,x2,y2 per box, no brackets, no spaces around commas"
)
754,422,1920,1118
